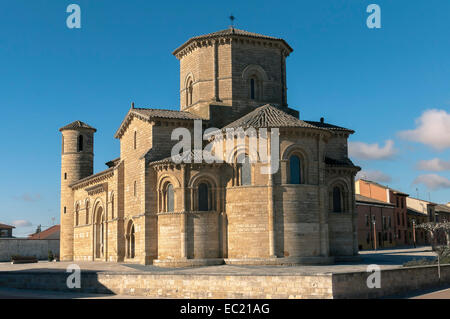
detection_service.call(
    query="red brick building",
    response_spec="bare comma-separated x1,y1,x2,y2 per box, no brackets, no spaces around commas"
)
406,208,429,246
355,179,409,248
356,194,395,250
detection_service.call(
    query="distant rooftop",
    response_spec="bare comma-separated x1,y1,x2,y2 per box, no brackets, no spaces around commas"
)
436,204,450,214
28,225,60,240
0,223,15,229
355,194,395,206
356,179,409,196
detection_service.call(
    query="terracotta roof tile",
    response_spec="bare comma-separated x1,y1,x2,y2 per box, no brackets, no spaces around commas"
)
114,106,205,139
59,120,96,132
325,157,357,167
0,223,15,229
304,120,354,133
191,28,280,41
173,27,293,56
356,194,395,206
132,108,204,120
28,225,60,240
223,104,321,130
436,204,450,214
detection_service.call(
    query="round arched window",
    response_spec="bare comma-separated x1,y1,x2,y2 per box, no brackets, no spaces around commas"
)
198,183,209,211
289,155,302,184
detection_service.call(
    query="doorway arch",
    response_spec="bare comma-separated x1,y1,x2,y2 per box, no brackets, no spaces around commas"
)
94,206,105,259
126,220,135,259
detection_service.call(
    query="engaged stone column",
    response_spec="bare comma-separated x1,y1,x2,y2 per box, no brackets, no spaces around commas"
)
180,213,187,259
267,134,276,258
268,173,276,258
180,166,187,259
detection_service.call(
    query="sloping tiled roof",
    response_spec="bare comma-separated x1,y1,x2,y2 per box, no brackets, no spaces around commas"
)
28,225,60,240
355,194,395,206
69,166,115,188
223,104,323,130
407,208,429,217
191,28,280,41
173,27,293,56
105,157,120,168
131,108,203,120
150,150,223,166
436,204,450,214
305,120,354,133
59,120,96,132
114,107,204,139
151,151,197,165
325,157,357,167
0,223,15,229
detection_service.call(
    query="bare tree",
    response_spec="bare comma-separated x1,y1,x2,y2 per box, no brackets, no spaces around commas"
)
416,222,450,250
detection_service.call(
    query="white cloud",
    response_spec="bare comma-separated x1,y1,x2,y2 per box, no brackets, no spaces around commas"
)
13,193,42,202
398,109,450,150
356,170,392,183
413,174,450,191
416,158,450,172
11,220,33,228
349,140,396,160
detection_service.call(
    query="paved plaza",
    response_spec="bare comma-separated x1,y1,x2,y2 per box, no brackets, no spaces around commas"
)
0,246,444,299
0,246,437,275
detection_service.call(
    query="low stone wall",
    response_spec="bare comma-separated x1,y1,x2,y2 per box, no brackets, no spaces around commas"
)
0,271,333,298
0,239,60,262
0,264,449,298
332,264,450,298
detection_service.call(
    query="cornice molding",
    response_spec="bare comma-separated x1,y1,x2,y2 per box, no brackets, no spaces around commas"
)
174,36,292,60
70,168,115,190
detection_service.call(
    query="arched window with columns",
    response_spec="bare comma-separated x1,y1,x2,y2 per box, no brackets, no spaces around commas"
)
329,182,349,213
242,64,267,101
248,75,262,100
189,175,217,212
85,200,90,225
282,146,309,185
250,78,256,100
186,78,193,107
158,176,181,213
237,154,252,186
110,194,115,219
165,183,174,212
125,220,135,259
75,203,80,226
333,187,342,212
198,183,209,211
289,155,302,184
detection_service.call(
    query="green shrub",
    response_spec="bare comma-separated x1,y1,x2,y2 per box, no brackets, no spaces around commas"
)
48,250,54,261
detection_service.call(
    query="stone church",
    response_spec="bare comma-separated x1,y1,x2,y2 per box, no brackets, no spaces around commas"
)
60,27,360,266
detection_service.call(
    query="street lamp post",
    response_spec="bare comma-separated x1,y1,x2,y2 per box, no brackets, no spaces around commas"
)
412,219,416,248
372,219,377,251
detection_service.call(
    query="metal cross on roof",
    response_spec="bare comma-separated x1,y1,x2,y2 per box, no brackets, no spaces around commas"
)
229,14,236,28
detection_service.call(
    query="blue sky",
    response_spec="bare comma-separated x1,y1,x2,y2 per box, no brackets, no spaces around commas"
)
0,0,449,236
